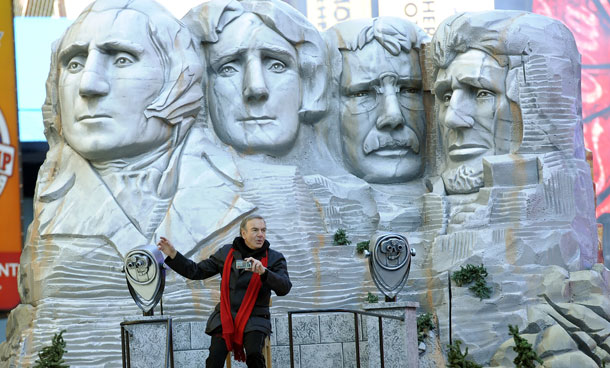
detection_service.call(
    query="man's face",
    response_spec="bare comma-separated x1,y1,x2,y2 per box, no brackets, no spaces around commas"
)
241,218,267,250
58,10,171,162
435,49,512,174
206,13,301,155
339,42,424,183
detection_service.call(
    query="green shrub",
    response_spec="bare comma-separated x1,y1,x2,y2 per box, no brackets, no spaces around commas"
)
509,325,543,368
333,228,351,245
417,313,435,343
356,241,369,254
447,340,482,368
451,264,492,300
365,292,379,303
34,330,68,368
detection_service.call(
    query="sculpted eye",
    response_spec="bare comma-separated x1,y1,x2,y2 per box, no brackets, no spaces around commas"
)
114,56,133,67
443,92,452,103
65,55,85,73
400,86,420,94
219,64,238,76
477,89,495,98
67,61,83,71
268,61,286,73
349,91,370,98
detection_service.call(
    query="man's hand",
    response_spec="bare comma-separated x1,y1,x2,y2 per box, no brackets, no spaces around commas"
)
244,257,267,275
157,236,177,259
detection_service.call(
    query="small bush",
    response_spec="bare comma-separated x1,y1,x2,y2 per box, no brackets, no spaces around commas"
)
333,228,351,245
509,325,543,368
365,292,379,303
447,340,482,368
34,330,68,368
417,313,435,343
451,264,492,300
356,241,369,254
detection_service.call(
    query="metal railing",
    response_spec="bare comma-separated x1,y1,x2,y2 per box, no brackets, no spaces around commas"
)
287,308,405,368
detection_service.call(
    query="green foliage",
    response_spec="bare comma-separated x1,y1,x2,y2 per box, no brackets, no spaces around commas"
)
365,292,379,303
417,313,435,343
33,330,69,368
451,264,492,300
509,325,543,368
447,340,482,368
356,241,369,254
333,228,351,245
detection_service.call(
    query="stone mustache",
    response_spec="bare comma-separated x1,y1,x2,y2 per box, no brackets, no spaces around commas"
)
0,1,599,367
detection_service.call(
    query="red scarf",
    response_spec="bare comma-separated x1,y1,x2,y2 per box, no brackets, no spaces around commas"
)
220,248,268,362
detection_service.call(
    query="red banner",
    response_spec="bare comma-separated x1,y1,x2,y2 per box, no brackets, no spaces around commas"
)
0,253,20,310
0,0,22,311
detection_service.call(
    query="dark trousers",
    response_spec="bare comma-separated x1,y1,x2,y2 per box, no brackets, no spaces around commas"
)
206,331,267,368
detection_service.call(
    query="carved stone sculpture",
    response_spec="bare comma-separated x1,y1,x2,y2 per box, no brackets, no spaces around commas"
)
325,17,429,184
410,10,599,364
0,4,603,368
183,0,328,156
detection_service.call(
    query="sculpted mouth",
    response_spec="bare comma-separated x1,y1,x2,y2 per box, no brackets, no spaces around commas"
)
77,114,111,122
373,148,410,157
239,116,276,125
363,134,420,156
448,144,489,159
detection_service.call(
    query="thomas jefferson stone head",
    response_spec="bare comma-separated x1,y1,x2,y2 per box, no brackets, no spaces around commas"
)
183,0,328,156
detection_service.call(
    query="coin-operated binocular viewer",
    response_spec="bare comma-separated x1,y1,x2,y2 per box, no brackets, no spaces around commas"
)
367,233,416,302
123,245,166,316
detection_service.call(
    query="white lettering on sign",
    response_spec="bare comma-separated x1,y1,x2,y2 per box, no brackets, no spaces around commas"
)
0,262,19,277
0,143,15,176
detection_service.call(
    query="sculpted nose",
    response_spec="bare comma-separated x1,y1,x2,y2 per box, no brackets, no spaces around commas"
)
376,92,405,130
243,61,269,103
79,57,110,97
444,90,474,129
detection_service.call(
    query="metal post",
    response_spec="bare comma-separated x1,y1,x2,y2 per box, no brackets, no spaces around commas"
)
288,312,294,368
354,312,361,368
379,317,385,368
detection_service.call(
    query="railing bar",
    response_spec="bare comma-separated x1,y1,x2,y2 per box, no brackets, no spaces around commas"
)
354,312,361,368
379,317,385,368
288,312,294,368
286,308,404,321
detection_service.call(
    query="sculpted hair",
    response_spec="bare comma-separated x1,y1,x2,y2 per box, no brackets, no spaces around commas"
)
183,0,328,124
43,0,204,147
431,10,582,156
329,17,429,56
431,10,579,102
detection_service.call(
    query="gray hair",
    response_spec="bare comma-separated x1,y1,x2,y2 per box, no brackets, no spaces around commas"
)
240,215,266,233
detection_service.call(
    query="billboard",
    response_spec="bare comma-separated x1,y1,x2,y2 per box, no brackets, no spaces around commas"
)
0,0,22,311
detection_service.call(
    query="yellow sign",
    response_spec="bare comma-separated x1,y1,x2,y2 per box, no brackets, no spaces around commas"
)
0,0,22,311
306,0,373,31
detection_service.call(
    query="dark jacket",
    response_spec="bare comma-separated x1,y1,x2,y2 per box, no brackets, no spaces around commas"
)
165,237,291,335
